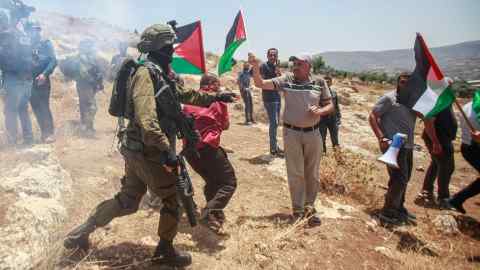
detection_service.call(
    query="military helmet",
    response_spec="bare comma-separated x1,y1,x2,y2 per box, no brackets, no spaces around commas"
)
137,23,176,53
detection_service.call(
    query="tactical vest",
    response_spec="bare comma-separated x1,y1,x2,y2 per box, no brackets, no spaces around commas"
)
0,29,32,75
110,58,182,151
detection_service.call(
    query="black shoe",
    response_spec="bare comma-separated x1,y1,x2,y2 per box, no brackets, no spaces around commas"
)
64,234,90,251
152,239,192,267
437,198,454,210
377,209,414,226
64,219,96,250
304,207,321,227
446,198,466,214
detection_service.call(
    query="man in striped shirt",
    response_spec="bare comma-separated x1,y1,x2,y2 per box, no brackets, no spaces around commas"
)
249,53,333,226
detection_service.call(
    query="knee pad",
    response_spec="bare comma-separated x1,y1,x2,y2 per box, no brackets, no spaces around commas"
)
115,193,140,212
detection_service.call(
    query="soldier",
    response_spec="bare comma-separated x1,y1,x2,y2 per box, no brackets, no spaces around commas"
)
60,39,105,137
110,41,128,80
26,20,57,143
0,8,34,146
63,24,236,268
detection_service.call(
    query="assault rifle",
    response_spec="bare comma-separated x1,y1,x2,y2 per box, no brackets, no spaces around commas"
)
176,154,197,227
152,66,199,227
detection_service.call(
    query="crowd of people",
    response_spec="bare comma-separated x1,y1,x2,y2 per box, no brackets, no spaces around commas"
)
1,4,479,268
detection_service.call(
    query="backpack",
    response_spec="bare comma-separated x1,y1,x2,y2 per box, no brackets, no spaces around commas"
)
108,57,139,117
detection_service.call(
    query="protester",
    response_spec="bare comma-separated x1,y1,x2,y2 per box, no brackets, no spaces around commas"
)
260,48,283,156
237,62,254,124
447,98,480,214
183,73,237,234
250,52,333,226
415,105,457,208
26,20,57,143
319,75,342,154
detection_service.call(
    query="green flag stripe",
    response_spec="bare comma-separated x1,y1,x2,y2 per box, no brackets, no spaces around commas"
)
473,89,480,122
218,39,245,76
172,57,203,75
425,86,456,118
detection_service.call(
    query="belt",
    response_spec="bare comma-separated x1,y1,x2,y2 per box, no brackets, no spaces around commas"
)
284,123,320,132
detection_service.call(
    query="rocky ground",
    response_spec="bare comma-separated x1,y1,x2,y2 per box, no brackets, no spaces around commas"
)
0,12,479,270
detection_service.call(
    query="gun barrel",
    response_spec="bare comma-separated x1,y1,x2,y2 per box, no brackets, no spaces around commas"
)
176,155,197,227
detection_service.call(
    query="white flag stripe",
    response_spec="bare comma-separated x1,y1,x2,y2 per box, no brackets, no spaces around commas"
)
413,86,440,116
413,77,450,116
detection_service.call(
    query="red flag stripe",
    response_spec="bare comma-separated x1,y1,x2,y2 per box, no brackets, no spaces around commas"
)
235,11,247,41
174,22,206,73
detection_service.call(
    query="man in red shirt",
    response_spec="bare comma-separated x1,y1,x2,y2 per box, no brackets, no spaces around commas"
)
183,73,237,234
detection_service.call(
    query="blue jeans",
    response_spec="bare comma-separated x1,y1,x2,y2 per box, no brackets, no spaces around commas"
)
264,101,281,153
3,73,32,144
240,89,253,122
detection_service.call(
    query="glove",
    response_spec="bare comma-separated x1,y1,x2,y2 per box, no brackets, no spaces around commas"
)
215,92,237,103
163,152,179,168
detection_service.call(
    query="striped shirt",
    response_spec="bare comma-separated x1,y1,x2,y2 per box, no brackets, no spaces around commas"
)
272,74,332,128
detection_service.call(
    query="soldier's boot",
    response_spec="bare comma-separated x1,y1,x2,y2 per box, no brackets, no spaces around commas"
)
152,239,192,267
63,217,96,250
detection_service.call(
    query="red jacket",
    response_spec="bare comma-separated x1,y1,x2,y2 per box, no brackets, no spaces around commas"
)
183,100,229,149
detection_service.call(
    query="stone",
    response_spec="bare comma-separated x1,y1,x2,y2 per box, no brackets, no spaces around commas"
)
433,214,459,235
0,145,72,270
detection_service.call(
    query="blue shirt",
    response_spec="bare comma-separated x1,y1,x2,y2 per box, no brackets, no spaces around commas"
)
260,62,281,102
32,39,57,77
237,69,252,90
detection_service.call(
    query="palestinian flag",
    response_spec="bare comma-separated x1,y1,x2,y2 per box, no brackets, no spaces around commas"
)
172,21,206,75
473,90,480,123
218,10,247,76
404,33,455,118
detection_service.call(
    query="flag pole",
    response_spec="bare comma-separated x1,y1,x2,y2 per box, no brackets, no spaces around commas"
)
454,99,476,132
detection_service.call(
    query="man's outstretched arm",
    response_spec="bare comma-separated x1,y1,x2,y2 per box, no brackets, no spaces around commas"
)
248,53,276,91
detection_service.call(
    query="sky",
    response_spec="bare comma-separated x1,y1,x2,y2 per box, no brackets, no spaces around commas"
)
24,0,480,60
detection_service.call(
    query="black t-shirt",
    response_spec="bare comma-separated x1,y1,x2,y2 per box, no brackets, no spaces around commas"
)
431,106,458,144
260,62,281,102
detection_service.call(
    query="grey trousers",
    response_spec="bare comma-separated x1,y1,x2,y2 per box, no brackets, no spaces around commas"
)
283,127,323,214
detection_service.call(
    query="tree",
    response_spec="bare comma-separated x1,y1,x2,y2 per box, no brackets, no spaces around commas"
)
312,56,326,74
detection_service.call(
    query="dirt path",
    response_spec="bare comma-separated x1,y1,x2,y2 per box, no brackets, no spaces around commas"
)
1,79,479,269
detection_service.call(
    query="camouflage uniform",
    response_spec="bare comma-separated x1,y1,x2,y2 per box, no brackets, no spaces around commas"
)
0,11,33,145
60,40,105,136
110,42,128,80
65,24,217,255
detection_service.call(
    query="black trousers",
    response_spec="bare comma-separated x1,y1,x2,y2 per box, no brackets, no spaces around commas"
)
185,145,237,216
450,143,480,205
421,135,455,199
319,117,339,153
30,79,54,138
384,148,414,212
